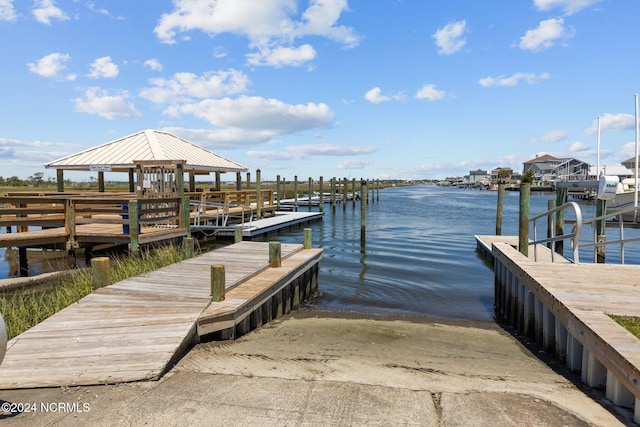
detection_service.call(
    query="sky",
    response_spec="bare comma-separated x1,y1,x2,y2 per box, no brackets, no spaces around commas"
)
1,0,640,182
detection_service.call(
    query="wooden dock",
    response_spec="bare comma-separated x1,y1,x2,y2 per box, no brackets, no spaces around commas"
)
211,211,324,239
0,241,322,389
477,235,640,423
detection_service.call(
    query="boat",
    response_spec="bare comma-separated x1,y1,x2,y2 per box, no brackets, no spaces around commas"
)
597,175,640,222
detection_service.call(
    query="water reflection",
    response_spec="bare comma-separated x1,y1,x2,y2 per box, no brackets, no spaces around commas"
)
359,242,368,281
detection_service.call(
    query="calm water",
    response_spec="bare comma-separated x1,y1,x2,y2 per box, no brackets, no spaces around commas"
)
260,185,640,322
3,185,640,321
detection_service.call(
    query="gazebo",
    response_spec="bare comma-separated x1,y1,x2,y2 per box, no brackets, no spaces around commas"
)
44,129,248,193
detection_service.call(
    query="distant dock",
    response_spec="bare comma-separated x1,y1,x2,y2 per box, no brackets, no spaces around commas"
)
476,235,640,423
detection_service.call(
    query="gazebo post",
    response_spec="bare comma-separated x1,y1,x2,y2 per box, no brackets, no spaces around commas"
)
189,170,195,192
135,164,143,198
56,169,64,192
128,169,135,193
176,163,185,196
98,171,105,192
215,171,221,191
236,172,242,191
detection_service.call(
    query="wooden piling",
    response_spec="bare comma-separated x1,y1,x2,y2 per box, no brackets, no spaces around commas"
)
352,178,356,206
294,175,298,212
496,182,505,235
128,200,140,253
555,187,567,255
256,169,262,219
319,176,324,212
269,241,281,268
234,225,243,243
343,177,347,210
91,256,111,288
211,264,225,302
360,179,367,247
519,182,530,257
596,199,607,263
308,177,313,211
304,228,312,249
182,236,195,259
276,175,281,209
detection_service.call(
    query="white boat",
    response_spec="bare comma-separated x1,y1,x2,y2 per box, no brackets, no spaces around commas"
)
598,176,640,221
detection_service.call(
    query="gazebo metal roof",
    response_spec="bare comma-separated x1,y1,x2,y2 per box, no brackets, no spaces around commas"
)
44,129,247,174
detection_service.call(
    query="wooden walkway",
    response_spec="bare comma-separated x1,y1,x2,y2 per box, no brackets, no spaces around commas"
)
212,211,324,239
477,235,640,422
0,241,321,389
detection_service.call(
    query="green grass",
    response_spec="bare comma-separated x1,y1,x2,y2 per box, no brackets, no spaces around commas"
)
609,314,640,339
0,245,188,340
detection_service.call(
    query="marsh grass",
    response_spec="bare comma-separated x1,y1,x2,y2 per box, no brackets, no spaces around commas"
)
0,244,188,339
609,314,640,340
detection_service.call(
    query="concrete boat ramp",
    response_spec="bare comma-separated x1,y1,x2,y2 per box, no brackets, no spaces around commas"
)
0,241,322,389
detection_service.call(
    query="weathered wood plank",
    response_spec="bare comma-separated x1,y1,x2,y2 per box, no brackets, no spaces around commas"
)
0,241,319,389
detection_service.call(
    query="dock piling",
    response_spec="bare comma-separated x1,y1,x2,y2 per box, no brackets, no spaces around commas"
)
182,236,195,259
496,182,505,235
211,264,225,302
319,176,324,212
518,182,530,257
360,179,367,247
269,241,282,268
304,228,312,249
234,225,243,243
91,257,111,288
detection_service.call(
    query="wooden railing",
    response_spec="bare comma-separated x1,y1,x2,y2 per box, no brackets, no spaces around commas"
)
0,194,188,251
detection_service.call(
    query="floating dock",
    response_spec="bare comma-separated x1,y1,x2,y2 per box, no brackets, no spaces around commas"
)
0,241,322,389
210,211,323,239
476,235,640,423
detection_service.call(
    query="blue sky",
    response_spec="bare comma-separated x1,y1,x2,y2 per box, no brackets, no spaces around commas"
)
1,0,639,182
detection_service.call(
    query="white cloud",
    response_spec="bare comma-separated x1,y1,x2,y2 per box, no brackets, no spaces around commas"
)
164,127,274,148
32,0,68,25
519,18,573,51
246,44,316,67
365,87,389,104
140,69,250,104
570,141,590,153
338,159,373,169
620,142,638,159
533,0,603,15
73,87,141,120
168,95,334,135
432,20,467,55
531,129,568,142
154,0,359,67
86,2,109,16
87,56,119,79
364,87,404,104
585,113,635,135
415,84,446,101
0,138,82,165
479,72,550,87
248,143,377,161
27,52,71,78
0,0,17,21
144,58,163,72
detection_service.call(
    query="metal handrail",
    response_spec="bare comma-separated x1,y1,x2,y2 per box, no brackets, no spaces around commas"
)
190,200,253,229
579,205,640,264
530,201,582,263
530,201,640,264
